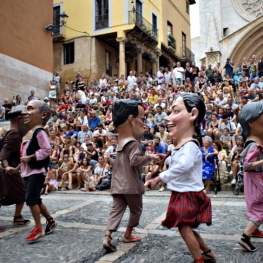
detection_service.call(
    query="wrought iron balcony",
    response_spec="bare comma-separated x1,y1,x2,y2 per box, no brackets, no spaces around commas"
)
168,34,176,50
180,47,195,62
128,11,158,39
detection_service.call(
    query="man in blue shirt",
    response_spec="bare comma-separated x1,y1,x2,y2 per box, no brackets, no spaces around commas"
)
88,111,100,130
153,136,166,154
65,125,78,141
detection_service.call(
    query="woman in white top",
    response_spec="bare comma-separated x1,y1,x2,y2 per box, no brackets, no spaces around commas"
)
151,93,216,263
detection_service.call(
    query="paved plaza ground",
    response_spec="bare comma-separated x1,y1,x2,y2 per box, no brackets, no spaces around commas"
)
0,190,262,263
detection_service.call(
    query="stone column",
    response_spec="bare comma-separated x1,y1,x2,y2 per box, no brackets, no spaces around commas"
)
156,57,160,72
116,37,127,77
137,49,143,74
151,58,157,75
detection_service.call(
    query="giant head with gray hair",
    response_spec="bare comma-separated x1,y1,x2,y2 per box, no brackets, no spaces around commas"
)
23,100,51,129
238,102,263,139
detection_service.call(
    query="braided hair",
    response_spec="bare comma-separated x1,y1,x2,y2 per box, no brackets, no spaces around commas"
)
177,93,206,146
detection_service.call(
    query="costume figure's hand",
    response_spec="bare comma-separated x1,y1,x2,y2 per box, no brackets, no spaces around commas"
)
148,154,160,161
157,153,167,160
5,167,17,175
151,176,161,189
20,156,31,163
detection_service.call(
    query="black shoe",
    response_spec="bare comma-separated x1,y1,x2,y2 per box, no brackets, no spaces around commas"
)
238,233,257,252
45,218,57,235
13,215,31,227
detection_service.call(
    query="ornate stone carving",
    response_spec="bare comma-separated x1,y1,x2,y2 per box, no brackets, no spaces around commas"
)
232,0,263,22
242,0,263,18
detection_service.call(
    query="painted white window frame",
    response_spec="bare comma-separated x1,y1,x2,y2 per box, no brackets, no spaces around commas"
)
92,0,112,34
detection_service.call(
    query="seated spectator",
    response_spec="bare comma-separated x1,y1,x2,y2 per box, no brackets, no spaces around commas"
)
141,125,155,152
244,88,259,102
48,157,59,180
104,110,112,125
88,111,101,131
65,125,78,143
85,142,99,170
58,157,79,190
156,124,170,147
59,142,73,163
73,147,86,165
154,106,167,125
88,93,98,109
100,96,112,114
220,128,232,151
153,136,166,154
81,135,91,151
42,170,58,195
77,158,94,191
94,155,110,185
217,114,236,141
75,99,86,110
230,144,244,185
78,124,93,144
144,159,160,191
93,124,107,147
145,140,155,154
106,138,117,160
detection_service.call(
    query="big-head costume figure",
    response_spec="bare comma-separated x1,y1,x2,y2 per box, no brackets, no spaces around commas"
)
238,102,263,252
20,100,57,243
0,105,30,229
103,100,158,252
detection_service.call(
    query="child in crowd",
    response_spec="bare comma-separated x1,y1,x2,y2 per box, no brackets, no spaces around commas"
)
220,128,232,151
42,170,58,195
145,140,155,154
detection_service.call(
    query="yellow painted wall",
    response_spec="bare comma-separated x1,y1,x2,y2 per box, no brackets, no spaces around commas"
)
53,0,162,46
161,0,192,56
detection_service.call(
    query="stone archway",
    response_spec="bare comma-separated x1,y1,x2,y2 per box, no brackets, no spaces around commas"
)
229,21,263,64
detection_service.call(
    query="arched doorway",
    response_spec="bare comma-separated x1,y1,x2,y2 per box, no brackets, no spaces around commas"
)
229,21,263,64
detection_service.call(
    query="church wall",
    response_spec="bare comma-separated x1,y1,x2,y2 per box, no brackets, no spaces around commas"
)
220,0,247,37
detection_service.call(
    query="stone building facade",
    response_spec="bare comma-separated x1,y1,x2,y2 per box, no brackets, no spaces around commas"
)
191,0,263,69
52,0,195,87
0,0,53,103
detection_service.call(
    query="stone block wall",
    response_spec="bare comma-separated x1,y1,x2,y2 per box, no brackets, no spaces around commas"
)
0,53,52,103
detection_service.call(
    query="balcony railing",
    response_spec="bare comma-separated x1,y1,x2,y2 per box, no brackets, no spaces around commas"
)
180,47,195,62
128,11,158,39
106,63,112,76
168,34,176,50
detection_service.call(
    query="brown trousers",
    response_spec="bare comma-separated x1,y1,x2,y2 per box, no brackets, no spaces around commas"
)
106,194,143,231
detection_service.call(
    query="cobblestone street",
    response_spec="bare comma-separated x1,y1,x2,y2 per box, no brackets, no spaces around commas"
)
0,191,263,263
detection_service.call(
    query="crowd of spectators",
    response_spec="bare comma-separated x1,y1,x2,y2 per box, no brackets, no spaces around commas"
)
1,55,263,193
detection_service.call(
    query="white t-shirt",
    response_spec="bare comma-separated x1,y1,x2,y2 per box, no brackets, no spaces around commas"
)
99,78,107,87
173,67,184,79
77,116,88,125
93,129,107,136
78,90,87,104
127,76,136,91
220,121,236,134
89,98,97,105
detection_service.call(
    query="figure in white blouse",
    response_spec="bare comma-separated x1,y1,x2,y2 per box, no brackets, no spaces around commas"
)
151,93,216,263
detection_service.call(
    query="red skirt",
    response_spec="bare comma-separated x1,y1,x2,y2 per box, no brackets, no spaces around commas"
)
162,191,212,229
